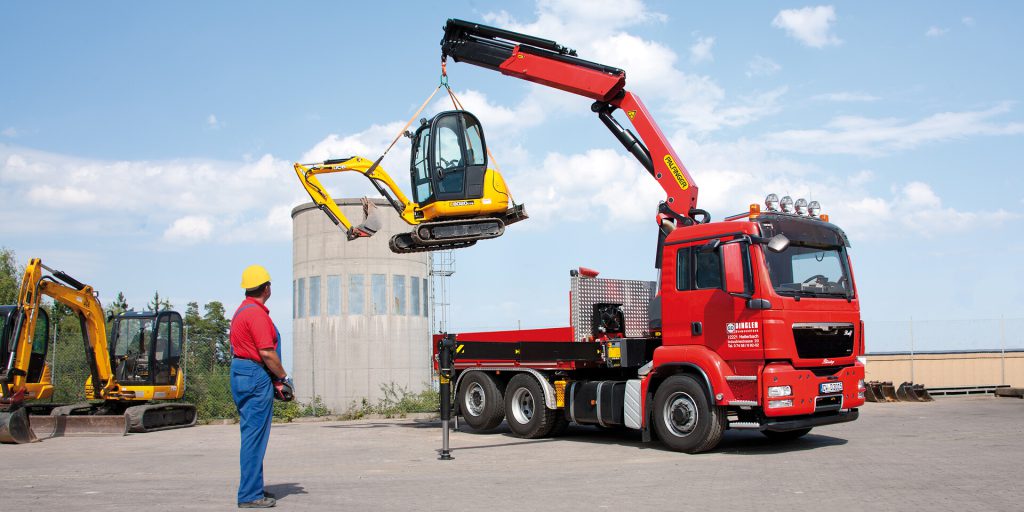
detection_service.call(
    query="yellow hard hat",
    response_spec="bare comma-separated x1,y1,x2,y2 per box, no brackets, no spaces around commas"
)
240,264,271,290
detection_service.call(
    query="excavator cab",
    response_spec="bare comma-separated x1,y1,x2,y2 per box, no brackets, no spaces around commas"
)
0,305,53,400
109,311,184,388
409,110,489,205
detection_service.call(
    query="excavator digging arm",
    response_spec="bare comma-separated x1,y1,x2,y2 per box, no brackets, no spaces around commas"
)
293,156,421,240
441,18,706,225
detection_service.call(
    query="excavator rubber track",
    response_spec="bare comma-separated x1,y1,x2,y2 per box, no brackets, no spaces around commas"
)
0,407,38,444
125,402,197,433
389,204,529,254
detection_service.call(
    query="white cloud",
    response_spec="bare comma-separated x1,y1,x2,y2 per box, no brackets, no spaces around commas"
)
482,1,783,133
811,92,879,102
0,146,304,244
1,127,17,137
760,103,1024,156
962,16,975,27
772,6,842,48
206,114,222,129
163,216,213,244
689,36,715,64
926,26,949,37
746,55,781,78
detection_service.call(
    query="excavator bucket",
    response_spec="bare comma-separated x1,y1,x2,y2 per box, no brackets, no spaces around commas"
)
348,198,384,239
912,384,934,402
896,382,921,402
863,382,880,402
880,382,899,402
0,408,38,444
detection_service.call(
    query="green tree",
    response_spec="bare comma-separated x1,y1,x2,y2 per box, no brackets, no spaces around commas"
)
106,291,129,317
0,247,22,304
148,291,172,312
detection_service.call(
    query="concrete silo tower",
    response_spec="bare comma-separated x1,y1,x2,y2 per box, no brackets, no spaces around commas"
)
291,199,431,412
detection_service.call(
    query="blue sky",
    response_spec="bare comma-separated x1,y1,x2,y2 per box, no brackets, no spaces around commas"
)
2,1,1022,364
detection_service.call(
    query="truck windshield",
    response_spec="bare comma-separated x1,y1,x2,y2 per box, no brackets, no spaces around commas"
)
764,245,852,298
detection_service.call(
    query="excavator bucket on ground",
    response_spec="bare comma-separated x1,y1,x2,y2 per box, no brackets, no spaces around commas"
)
896,382,920,402
912,383,934,402
0,408,38,444
863,382,881,402
880,382,899,402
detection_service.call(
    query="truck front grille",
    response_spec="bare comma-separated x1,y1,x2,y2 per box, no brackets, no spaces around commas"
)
792,323,855,359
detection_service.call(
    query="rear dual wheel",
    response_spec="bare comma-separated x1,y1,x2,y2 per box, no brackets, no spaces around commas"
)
504,374,557,438
456,372,505,431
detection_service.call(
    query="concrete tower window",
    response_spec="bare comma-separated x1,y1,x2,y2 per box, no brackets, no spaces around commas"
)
309,276,321,317
297,277,306,318
293,280,297,319
348,275,365,315
371,274,387,315
422,277,429,317
393,275,406,315
410,277,420,316
327,275,341,315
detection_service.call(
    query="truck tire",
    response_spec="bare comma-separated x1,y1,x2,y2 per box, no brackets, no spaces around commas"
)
457,372,505,431
652,375,726,453
504,374,556,438
762,428,812,442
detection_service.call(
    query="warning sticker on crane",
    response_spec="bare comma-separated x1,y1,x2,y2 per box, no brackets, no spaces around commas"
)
626,110,636,120
725,321,760,349
663,155,690,190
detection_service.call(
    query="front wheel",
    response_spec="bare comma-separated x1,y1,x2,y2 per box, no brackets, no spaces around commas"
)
504,374,556,438
652,375,726,453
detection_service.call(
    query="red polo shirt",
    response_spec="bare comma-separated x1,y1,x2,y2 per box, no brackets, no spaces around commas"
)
230,297,277,362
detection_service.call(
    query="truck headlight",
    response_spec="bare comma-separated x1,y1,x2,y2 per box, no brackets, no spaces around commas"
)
768,385,792,397
768,399,793,409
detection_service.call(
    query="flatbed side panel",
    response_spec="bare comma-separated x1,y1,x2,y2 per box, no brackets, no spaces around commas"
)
453,340,603,369
455,327,574,342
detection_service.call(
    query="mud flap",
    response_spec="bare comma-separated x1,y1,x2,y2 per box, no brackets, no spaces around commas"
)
0,408,38,444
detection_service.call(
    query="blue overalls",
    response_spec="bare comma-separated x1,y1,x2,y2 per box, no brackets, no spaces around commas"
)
230,303,281,504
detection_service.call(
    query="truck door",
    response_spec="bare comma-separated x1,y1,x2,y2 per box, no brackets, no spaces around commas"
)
662,238,763,361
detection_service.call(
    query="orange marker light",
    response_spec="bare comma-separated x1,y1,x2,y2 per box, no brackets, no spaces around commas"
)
749,203,760,220
820,214,830,222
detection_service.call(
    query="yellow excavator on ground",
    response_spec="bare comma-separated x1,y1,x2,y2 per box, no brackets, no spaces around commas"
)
0,258,196,443
294,109,527,253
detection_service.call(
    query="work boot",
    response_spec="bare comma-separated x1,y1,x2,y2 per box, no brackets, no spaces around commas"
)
238,496,276,508
264,491,276,499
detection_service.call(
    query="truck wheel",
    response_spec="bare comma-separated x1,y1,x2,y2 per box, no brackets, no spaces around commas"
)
652,375,726,453
457,372,505,431
762,428,812,442
504,374,556,438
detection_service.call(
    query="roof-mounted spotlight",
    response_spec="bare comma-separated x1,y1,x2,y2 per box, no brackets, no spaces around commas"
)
780,195,794,213
765,193,780,212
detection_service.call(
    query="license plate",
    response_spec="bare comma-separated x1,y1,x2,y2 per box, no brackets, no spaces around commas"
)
820,382,843,394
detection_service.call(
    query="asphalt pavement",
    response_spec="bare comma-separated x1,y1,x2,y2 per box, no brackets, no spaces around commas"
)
3,395,1022,511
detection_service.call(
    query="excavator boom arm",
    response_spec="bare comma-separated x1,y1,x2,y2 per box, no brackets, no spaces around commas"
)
293,156,418,238
441,18,700,219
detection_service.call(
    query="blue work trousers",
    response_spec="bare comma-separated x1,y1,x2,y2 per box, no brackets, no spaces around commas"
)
231,358,274,503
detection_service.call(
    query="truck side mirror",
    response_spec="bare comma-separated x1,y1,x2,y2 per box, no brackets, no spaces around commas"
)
721,243,747,296
767,234,790,253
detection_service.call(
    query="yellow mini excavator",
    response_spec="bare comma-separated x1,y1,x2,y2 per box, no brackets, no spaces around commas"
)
0,258,196,443
294,110,527,253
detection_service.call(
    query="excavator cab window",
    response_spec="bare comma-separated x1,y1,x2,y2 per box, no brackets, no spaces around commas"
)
409,110,488,205
152,312,183,385
26,308,49,382
111,314,155,385
0,306,14,371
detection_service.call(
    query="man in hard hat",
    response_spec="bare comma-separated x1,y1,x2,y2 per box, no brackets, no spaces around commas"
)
230,264,294,509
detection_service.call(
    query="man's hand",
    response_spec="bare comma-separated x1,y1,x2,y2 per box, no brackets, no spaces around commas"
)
273,376,295,402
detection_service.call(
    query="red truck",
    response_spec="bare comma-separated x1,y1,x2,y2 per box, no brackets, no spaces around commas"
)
435,20,865,453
